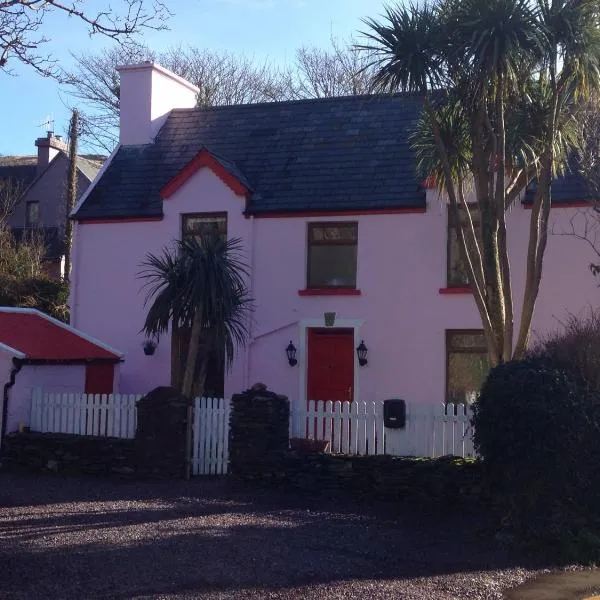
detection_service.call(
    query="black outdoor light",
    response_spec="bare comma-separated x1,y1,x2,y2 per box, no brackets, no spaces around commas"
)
143,338,157,356
356,340,368,367
286,341,298,366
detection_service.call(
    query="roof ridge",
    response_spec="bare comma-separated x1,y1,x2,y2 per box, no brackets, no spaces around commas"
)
169,91,425,114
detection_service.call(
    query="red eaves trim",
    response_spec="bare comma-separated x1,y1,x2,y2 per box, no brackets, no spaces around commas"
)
78,216,163,224
250,207,426,219
299,288,362,296
160,149,249,199
439,287,472,295
523,200,592,209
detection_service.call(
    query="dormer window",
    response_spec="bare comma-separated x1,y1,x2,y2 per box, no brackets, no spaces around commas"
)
26,201,39,227
307,222,358,289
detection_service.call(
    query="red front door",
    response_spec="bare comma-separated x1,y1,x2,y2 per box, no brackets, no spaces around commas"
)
307,329,354,402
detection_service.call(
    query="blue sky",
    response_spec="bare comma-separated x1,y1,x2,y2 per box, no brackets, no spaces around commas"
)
1,0,389,155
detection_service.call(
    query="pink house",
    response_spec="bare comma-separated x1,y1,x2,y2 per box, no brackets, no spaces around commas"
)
69,61,600,407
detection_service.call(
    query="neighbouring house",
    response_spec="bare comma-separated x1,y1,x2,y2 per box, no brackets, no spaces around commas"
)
69,61,600,407
0,307,122,440
0,134,104,278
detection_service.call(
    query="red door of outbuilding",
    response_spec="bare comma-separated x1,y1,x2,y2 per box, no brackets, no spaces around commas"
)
307,329,354,402
85,363,114,395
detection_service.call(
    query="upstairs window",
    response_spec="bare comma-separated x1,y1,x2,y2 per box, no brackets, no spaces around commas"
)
26,201,39,227
446,330,489,404
447,205,479,287
307,222,358,289
182,213,227,242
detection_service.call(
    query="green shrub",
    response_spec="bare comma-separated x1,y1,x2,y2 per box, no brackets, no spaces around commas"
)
472,357,600,562
529,309,600,391
0,274,69,322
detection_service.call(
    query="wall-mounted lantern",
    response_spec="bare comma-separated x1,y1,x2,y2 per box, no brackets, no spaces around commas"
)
356,340,368,366
286,341,298,366
143,338,158,356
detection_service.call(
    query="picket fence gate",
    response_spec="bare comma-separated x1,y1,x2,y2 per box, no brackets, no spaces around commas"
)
30,389,140,439
191,397,230,476
290,400,474,458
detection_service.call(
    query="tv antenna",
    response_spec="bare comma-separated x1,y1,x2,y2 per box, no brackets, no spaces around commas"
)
37,114,55,135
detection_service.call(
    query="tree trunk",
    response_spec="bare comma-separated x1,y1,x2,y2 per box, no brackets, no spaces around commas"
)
171,322,182,391
63,109,79,283
181,305,203,399
424,97,500,364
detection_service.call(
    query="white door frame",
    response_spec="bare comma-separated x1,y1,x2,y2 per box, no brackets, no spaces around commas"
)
298,317,364,405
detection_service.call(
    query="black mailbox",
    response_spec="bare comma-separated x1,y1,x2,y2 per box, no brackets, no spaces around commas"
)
383,399,406,429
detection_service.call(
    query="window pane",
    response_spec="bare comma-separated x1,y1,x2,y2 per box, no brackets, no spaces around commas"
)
448,351,489,403
26,202,39,226
183,214,227,240
311,224,357,243
448,228,469,287
308,244,357,288
449,331,487,350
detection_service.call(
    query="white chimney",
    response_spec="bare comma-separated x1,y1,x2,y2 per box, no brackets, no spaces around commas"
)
117,62,199,146
35,132,68,174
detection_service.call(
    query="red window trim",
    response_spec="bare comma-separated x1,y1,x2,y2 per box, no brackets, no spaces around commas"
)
439,287,472,295
299,288,362,296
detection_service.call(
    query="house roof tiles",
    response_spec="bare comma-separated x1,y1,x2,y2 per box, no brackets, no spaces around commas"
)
73,93,428,220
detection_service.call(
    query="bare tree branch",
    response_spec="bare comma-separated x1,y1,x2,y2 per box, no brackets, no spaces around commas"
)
61,38,377,152
0,176,25,226
0,0,170,77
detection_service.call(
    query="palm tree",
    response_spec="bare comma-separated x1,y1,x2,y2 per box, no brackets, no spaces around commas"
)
139,234,252,399
360,0,600,365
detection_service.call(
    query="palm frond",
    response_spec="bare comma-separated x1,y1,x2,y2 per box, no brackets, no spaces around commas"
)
358,2,447,93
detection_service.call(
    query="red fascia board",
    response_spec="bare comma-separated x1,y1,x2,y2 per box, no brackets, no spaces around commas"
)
78,216,163,224
439,287,473,295
249,207,426,219
299,288,362,296
523,200,592,209
160,149,249,199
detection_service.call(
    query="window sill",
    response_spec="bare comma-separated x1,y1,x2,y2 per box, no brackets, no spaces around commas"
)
298,288,362,296
439,287,472,295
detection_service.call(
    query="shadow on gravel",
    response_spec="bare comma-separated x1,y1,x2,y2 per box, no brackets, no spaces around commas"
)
0,473,543,599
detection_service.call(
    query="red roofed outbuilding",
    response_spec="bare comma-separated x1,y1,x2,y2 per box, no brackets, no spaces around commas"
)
0,307,123,440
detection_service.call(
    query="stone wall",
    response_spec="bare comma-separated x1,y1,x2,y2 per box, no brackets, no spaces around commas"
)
1,387,193,479
228,385,483,506
270,452,483,505
0,432,136,477
229,384,290,478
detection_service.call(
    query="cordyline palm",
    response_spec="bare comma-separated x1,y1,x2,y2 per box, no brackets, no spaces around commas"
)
361,0,600,366
140,235,252,399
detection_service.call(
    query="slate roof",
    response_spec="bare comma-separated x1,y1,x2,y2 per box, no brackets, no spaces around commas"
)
73,93,428,220
0,153,104,194
525,165,598,205
0,156,37,190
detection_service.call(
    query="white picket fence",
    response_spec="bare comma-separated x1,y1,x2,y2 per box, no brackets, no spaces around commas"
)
29,390,231,475
30,389,140,438
29,392,474,474
290,400,474,458
191,397,230,476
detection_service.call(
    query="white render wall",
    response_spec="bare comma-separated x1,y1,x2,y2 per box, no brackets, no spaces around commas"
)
5,364,86,434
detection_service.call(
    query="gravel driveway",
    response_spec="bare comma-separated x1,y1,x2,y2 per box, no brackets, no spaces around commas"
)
0,473,546,599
